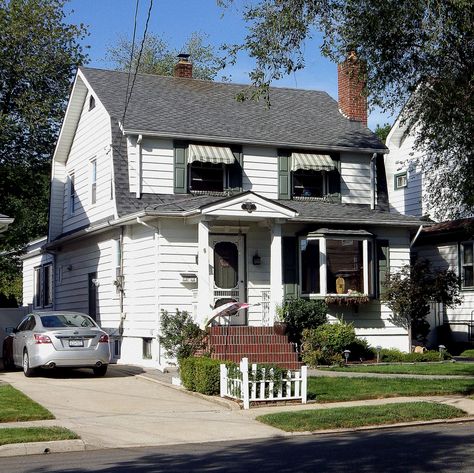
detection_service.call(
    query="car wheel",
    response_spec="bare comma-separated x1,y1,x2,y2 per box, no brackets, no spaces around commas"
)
23,350,36,377
93,365,108,377
2,346,14,371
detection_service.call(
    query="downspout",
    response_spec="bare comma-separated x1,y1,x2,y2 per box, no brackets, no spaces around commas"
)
410,225,424,248
370,153,377,210
136,134,143,199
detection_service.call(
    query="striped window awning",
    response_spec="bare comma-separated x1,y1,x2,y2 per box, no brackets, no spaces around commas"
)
291,153,335,171
188,144,236,165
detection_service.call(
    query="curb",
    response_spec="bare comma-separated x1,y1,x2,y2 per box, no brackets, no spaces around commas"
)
283,415,474,438
0,439,86,458
135,373,241,411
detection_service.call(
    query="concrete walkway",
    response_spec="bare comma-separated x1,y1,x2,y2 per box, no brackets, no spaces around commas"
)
1,364,474,456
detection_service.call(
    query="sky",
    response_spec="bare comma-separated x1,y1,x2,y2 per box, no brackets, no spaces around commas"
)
66,0,394,131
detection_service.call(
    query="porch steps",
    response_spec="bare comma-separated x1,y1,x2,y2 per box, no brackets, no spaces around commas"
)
205,326,302,370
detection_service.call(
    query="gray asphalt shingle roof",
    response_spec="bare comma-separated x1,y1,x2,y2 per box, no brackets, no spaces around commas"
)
117,192,423,227
80,67,385,152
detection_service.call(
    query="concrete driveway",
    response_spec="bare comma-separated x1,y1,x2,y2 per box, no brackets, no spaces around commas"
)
0,366,281,449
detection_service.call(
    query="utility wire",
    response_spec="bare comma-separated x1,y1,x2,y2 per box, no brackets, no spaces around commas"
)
122,0,140,128
122,0,154,126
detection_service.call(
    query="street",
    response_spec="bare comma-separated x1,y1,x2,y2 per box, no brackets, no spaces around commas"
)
2,422,474,472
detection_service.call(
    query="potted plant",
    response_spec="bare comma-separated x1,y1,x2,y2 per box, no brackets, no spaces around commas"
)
273,305,288,336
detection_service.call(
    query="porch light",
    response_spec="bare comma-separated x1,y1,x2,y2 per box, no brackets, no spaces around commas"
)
252,252,261,266
343,349,351,364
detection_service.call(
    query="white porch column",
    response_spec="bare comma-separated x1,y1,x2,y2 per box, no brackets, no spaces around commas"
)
319,237,327,296
363,239,369,295
197,220,211,326
270,222,283,324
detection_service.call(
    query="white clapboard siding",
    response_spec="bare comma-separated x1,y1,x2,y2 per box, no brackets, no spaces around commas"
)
62,91,114,234
242,146,279,199
128,137,174,194
54,232,121,331
22,252,54,309
122,223,159,336
340,152,372,205
385,133,426,217
246,225,271,325
158,219,198,317
416,243,459,273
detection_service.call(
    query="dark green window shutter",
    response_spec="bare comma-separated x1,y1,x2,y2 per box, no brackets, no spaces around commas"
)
227,147,243,192
376,240,390,298
174,141,187,194
278,150,291,200
282,237,299,298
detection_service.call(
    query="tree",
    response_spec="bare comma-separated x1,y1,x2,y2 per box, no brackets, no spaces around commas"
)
382,259,462,345
374,123,391,144
0,0,88,304
106,32,222,81
220,0,474,219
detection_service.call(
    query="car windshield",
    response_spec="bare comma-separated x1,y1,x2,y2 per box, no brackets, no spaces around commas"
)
40,314,96,328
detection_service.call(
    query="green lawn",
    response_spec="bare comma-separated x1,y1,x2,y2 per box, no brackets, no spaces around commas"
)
257,402,465,432
319,363,474,376
308,376,474,402
0,427,78,446
0,385,54,422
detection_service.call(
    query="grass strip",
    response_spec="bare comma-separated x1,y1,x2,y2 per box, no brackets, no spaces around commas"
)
319,363,474,376
0,427,78,446
257,402,465,432
0,385,54,422
308,376,474,402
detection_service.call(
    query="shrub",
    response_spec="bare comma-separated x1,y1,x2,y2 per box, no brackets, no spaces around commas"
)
379,348,451,362
159,309,206,363
179,357,223,395
282,298,327,344
301,321,357,366
347,338,376,361
460,349,474,358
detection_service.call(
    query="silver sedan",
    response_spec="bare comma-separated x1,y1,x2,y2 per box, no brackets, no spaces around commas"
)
6,311,110,377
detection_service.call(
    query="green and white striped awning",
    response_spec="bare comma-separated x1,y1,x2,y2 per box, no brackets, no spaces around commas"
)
188,144,235,165
291,153,335,171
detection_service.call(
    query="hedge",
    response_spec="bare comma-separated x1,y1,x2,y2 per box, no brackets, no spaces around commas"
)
179,357,223,395
379,348,451,363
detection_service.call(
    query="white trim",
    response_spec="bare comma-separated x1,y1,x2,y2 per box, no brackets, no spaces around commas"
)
197,220,211,326
270,223,283,323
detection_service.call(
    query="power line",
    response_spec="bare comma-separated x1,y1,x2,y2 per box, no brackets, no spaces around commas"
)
122,0,140,128
122,0,154,127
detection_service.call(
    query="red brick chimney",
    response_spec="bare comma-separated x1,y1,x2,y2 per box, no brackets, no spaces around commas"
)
174,53,193,79
337,51,367,126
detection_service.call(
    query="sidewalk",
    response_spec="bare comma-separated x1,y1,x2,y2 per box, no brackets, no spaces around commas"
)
1,364,474,457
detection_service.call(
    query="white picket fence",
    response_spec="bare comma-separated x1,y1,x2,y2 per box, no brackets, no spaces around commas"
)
220,357,307,409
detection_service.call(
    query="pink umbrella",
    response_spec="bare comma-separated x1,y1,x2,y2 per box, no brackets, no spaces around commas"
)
204,302,250,328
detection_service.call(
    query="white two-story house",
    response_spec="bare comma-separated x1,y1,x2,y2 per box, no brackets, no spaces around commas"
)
386,118,474,347
22,56,424,368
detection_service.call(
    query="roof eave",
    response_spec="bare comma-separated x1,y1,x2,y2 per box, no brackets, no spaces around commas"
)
121,128,388,154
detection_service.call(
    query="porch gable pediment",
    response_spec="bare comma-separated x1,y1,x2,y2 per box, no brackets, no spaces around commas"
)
200,192,297,219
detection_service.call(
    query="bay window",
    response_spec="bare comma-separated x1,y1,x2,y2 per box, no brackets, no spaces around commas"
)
299,230,374,296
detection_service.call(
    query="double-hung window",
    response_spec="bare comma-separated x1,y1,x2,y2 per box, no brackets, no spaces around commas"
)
461,242,474,288
90,158,97,205
186,144,241,194
33,264,53,308
68,172,76,215
299,230,373,296
290,153,339,199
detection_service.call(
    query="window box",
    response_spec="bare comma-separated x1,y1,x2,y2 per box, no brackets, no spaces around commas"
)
324,292,370,306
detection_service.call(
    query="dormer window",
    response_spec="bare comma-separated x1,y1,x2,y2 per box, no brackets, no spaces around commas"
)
89,95,96,111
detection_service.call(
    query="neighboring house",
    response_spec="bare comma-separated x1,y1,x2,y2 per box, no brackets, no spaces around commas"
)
0,214,14,234
22,56,424,368
386,118,474,347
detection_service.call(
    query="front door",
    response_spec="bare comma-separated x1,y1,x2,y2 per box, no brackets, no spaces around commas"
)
209,234,246,325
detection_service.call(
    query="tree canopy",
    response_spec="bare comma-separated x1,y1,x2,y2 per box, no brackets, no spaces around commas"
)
107,32,222,81
221,0,474,219
0,0,87,304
